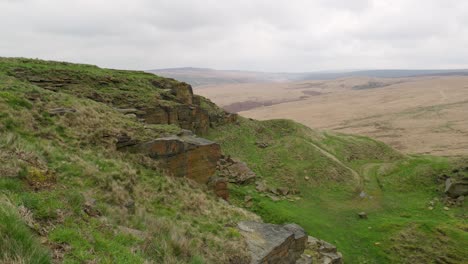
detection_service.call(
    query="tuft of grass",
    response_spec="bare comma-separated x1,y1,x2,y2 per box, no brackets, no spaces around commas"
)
0,91,33,110
0,198,51,264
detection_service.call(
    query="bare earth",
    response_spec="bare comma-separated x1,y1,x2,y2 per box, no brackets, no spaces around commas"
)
196,76,468,156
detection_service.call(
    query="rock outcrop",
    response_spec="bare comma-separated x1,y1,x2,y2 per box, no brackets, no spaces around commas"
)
140,104,212,134
238,221,307,264
217,156,257,184
303,236,343,264
445,177,468,198
209,177,229,200
120,135,221,184
14,68,237,135
137,83,237,134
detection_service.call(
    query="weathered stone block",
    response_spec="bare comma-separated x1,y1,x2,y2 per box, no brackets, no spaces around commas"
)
122,135,221,184
445,177,468,198
238,221,307,264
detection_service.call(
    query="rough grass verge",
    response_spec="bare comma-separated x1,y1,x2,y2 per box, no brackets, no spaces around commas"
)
0,197,51,264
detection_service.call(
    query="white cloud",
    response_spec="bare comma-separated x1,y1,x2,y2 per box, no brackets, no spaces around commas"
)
0,0,467,71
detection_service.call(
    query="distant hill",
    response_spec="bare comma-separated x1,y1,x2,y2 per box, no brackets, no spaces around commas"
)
148,67,468,87
301,69,468,80
147,67,307,86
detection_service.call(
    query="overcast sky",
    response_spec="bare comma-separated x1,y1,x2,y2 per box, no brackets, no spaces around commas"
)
1,0,467,72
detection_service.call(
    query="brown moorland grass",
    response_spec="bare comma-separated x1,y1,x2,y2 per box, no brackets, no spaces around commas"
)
197,76,468,156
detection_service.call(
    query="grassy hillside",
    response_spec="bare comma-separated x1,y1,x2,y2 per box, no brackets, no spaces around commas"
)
0,57,182,109
1,58,466,264
207,118,468,263
0,58,257,263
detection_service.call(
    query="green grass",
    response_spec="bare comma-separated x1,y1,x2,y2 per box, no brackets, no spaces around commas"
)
208,118,468,264
49,219,146,264
0,57,177,109
0,198,51,263
2,57,467,263
0,59,256,263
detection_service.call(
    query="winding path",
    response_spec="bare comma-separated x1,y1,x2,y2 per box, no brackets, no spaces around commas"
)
304,140,363,186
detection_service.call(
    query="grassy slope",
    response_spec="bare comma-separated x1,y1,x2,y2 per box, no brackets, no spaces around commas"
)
207,118,468,264
0,58,257,263
0,57,224,119
2,58,467,264
0,197,50,263
0,57,178,108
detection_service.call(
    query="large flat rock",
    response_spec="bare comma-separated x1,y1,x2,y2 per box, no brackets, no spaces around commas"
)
238,221,307,264
445,177,468,198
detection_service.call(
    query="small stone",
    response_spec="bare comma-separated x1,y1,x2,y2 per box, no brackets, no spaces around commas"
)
210,177,229,201
443,206,450,211
445,177,468,198
368,226,372,229
267,194,280,202
83,201,101,217
125,199,135,211
125,113,137,119
428,206,434,210
359,191,367,198
277,187,289,196
358,212,368,219
304,176,310,181
269,187,279,195
255,142,269,148
218,198,229,205
374,242,381,246
255,181,268,192
319,241,337,253
48,107,76,116
290,188,300,195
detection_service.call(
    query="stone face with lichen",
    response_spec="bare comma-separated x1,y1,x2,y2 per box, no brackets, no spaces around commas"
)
304,236,343,264
445,177,468,198
209,177,229,200
140,104,211,135
136,83,235,135
121,135,221,184
217,156,257,184
238,221,307,264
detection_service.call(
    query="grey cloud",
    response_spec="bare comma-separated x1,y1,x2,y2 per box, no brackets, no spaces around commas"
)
0,0,467,71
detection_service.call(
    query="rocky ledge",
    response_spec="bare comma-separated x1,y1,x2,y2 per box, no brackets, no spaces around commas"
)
238,221,307,264
300,236,343,264
445,177,468,198
117,83,238,134
217,155,257,184
120,134,221,184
